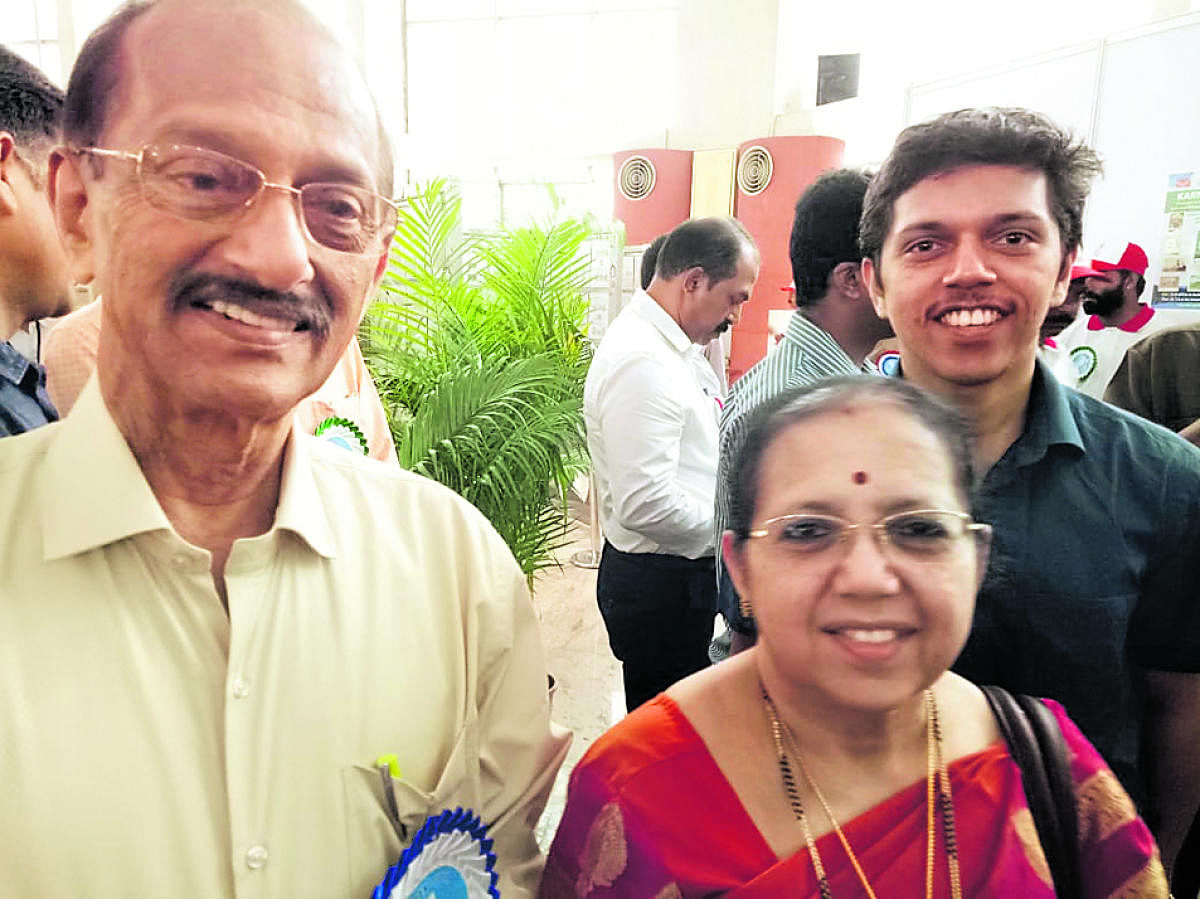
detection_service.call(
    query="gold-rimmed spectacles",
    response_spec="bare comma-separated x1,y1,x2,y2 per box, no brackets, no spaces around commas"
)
73,143,397,255
746,510,991,559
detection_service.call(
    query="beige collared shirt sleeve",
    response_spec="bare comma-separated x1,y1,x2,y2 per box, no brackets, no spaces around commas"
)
0,382,569,897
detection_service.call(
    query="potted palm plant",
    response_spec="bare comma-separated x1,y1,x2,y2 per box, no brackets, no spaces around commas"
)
361,179,594,581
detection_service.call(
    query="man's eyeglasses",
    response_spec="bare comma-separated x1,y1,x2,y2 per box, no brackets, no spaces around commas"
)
746,510,992,559
73,144,397,255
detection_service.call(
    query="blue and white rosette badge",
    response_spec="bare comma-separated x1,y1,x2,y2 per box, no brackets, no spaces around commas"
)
372,808,500,899
875,350,902,378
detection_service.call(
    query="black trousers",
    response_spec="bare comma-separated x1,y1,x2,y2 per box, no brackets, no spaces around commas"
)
596,541,716,712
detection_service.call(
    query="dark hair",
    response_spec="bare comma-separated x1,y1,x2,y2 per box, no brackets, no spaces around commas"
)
62,0,151,151
656,217,757,287
859,108,1102,273
63,0,394,197
727,376,977,543
640,233,668,290
0,44,65,170
790,168,870,308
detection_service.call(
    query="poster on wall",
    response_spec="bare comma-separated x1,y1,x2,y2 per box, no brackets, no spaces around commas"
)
1153,172,1200,308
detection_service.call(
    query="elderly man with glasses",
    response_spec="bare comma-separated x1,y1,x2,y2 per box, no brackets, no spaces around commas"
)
0,1,568,896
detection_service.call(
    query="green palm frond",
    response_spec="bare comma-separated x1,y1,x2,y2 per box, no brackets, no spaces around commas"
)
361,178,593,579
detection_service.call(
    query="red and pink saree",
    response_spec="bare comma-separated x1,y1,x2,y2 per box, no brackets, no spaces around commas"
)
540,695,1165,897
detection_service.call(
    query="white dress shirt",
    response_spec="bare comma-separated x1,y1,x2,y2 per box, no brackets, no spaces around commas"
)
584,289,722,559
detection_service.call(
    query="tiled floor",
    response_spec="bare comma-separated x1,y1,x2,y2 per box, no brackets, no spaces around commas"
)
529,520,625,850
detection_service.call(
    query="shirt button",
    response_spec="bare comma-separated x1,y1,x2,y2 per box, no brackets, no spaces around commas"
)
172,552,190,570
232,676,251,699
245,845,268,869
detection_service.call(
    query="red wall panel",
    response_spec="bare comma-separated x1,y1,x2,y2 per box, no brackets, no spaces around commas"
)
728,136,845,380
613,149,694,247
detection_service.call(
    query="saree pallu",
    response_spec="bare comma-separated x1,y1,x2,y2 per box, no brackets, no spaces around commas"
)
539,695,1166,898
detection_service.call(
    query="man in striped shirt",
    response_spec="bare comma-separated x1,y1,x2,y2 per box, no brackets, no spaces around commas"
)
714,169,891,649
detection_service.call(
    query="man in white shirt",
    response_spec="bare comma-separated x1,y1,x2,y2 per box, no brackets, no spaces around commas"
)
0,2,567,895
1049,241,1200,397
585,217,758,710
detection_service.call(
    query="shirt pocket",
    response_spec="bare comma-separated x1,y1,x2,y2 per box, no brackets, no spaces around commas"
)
341,720,481,894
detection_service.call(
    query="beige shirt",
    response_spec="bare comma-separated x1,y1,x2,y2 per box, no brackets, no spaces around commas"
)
0,380,569,897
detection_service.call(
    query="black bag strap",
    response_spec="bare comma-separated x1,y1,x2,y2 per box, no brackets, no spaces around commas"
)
981,685,1081,898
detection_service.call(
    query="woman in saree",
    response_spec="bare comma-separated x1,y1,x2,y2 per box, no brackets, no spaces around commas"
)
541,376,1166,897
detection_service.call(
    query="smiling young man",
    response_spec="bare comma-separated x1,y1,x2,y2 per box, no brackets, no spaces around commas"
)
860,107,1200,877
0,1,567,895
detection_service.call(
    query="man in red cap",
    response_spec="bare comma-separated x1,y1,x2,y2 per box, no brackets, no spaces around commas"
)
1051,241,1200,398
1039,262,1092,346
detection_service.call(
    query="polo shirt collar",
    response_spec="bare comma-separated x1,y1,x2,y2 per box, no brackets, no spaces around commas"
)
630,288,695,355
1085,304,1155,333
40,377,336,561
1010,359,1084,467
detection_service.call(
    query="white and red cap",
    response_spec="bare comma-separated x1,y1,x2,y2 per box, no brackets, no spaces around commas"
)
1090,242,1149,276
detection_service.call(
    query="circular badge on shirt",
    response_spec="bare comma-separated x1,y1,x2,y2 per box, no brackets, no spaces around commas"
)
314,415,370,456
372,808,499,899
1069,346,1098,383
875,350,902,378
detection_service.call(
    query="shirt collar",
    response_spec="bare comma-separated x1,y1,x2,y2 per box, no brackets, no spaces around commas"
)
40,377,336,561
0,339,36,389
630,288,695,355
1086,304,1156,333
273,433,337,559
1010,359,1085,466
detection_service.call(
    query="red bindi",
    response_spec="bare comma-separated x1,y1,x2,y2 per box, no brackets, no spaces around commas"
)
852,471,868,485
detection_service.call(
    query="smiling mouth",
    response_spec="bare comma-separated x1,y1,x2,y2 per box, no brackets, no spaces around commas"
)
824,626,914,643
196,298,310,333
935,307,1005,328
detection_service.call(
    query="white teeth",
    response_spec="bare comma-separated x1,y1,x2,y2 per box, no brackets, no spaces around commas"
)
839,628,900,644
941,308,1001,327
208,299,294,332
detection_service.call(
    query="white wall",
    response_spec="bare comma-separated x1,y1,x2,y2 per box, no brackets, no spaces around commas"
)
6,0,1199,229
772,0,1175,165
672,0,778,149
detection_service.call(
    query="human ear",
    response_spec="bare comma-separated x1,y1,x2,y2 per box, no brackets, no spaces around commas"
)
372,242,390,285
683,266,706,293
49,149,97,286
0,134,19,216
831,261,865,299
973,528,992,593
1049,248,1077,308
861,257,889,318
722,531,753,613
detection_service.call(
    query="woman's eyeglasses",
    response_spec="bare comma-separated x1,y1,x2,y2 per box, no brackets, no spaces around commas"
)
72,143,397,255
746,510,992,559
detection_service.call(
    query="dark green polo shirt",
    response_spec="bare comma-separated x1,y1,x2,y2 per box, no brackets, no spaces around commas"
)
952,361,1200,805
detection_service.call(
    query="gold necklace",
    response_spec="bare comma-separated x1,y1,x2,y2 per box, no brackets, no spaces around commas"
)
761,686,962,899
